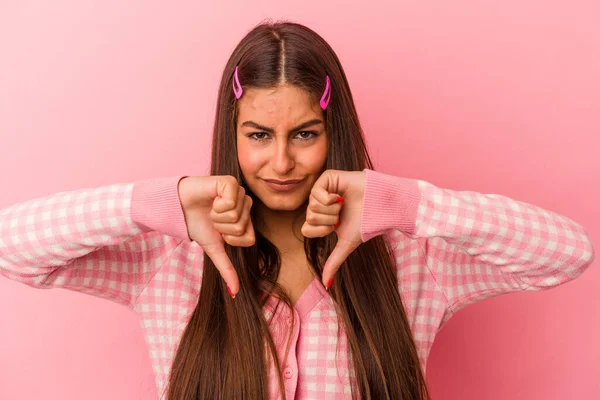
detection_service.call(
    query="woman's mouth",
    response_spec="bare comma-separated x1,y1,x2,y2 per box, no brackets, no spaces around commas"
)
263,179,303,192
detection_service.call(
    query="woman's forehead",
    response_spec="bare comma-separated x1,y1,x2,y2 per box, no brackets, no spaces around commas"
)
237,85,322,127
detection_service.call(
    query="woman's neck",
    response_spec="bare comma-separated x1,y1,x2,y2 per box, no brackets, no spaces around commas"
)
254,202,306,257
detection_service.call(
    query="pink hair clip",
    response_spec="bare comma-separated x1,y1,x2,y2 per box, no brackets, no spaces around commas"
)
233,66,243,99
320,75,331,110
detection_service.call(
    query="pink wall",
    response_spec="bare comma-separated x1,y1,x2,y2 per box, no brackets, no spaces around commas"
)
1,1,598,399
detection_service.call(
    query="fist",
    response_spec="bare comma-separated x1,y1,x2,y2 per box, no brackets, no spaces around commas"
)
301,169,366,289
178,175,255,297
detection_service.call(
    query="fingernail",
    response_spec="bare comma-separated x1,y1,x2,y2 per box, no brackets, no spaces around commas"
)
335,196,344,204
334,218,341,229
227,285,236,299
325,277,333,291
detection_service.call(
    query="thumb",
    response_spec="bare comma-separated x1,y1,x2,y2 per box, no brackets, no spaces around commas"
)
201,242,240,298
321,238,360,290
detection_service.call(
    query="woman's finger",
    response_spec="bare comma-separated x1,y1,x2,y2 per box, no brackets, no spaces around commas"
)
301,222,335,238
214,193,251,236
221,196,255,246
305,210,339,227
310,184,341,206
211,186,245,224
213,178,240,213
308,193,343,215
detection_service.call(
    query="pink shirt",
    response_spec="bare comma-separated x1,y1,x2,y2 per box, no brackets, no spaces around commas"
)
0,169,594,399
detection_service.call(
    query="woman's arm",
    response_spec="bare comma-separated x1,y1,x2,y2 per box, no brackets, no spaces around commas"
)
360,169,594,325
0,176,192,309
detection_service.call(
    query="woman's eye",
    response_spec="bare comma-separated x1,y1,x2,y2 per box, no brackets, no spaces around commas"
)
248,132,270,141
296,131,317,140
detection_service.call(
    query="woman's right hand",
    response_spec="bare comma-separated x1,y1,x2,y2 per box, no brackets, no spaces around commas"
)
177,175,255,298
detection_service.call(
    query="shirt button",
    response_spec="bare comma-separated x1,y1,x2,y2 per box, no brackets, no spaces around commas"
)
283,366,293,379
286,317,293,326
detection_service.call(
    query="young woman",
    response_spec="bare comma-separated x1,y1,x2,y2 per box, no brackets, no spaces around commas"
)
0,21,595,400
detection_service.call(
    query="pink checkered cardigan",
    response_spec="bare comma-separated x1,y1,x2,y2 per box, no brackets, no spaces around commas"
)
0,169,594,399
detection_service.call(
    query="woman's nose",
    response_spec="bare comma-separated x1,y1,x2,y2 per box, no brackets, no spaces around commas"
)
271,142,294,173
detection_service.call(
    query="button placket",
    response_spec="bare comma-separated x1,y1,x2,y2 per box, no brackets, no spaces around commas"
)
281,309,300,395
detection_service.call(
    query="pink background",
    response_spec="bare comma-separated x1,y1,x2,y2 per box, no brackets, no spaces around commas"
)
0,1,598,399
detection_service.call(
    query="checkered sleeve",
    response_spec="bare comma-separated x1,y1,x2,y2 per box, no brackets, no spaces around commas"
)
361,168,595,325
0,176,191,308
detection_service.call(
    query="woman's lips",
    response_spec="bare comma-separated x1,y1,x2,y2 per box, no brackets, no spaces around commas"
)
264,179,303,192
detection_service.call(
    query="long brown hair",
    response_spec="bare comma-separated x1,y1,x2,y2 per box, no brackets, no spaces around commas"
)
166,21,430,400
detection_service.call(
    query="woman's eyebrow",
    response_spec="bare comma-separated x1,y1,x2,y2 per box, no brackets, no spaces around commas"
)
241,119,323,133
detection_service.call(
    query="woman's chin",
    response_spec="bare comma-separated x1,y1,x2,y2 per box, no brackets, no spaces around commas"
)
264,200,304,211
257,193,308,212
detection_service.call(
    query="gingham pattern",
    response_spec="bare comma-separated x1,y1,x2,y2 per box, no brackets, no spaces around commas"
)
0,170,594,399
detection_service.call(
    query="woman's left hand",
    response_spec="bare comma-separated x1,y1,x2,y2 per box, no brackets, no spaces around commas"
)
301,169,366,290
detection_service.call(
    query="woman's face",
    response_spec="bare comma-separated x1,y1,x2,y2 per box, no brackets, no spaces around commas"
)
236,84,328,211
